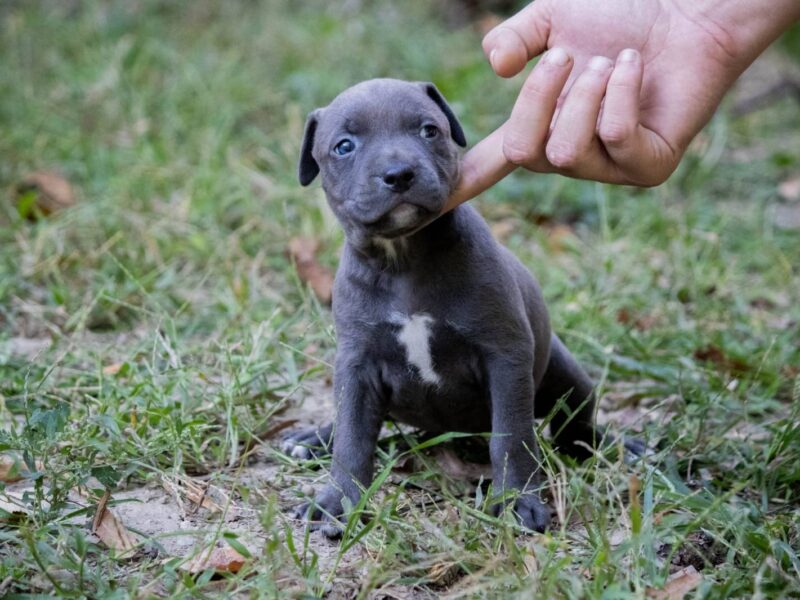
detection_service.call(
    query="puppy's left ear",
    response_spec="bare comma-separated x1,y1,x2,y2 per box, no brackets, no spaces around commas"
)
419,83,467,147
298,109,323,186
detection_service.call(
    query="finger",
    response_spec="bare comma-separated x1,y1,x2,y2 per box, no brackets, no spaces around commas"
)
502,47,573,171
482,1,552,78
445,124,516,211
598,49,676,185
545,55,614,173
597,49,643,159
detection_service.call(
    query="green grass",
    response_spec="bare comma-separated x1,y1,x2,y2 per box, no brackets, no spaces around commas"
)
1,1,799,597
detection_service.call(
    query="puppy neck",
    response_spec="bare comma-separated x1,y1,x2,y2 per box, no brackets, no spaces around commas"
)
349,208,462,273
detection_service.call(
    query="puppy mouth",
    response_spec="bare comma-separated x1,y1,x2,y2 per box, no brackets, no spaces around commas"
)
370,203,434,239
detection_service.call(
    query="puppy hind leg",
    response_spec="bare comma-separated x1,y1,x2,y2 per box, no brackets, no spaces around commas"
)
281,422,334,460
536,335,647,460
535,334,601,460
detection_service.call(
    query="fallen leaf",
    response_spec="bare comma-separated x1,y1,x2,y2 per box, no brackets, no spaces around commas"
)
693,345,750,376
0,454,42,483
646,566,703,599
433,447,492,481
184,481,222,514
102,363,124,375
490,219,516,242
14,170,76,220
474,13,503,36
92,490,138,558
287,237,334,305
259,418,299,440
0,455,24,483
778,175,800,202
162,476,226,515
427,561,462,587
545,224,578,253
0,494,30,523
181,546,248,575
616,308,660,332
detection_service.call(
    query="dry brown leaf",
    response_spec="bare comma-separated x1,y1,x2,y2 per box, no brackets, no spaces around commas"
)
778,175,800,202
0,455,43,483
490,219,516,242
102,363,124,375
433,447,492,481
259,418,299,440
0,455,24,483
162,476,226,514
182,479,222,514
616,308,660,332
0,494,30,523
646,566,703,599
287,236,334,305
474,13,503,36
14,170,76,219
546,224,578,253
92,490,138,558
181,546,248,575
693,345,750,376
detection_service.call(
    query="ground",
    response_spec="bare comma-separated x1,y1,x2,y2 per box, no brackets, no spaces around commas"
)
1,1,799,598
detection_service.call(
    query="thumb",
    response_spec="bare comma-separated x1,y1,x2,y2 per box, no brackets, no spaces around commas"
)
445,124,516,211
482,1,553,78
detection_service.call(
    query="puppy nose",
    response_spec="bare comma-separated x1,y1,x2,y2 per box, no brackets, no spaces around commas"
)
382,165,415,193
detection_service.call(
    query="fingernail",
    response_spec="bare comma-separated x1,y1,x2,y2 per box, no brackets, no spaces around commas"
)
544,47,570,66
588,55,613,71
489,48,498,69
619,48,638,63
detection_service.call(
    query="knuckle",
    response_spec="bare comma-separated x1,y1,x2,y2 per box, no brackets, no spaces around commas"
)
546,141,581,169
599,119,634,146
503,136,540,166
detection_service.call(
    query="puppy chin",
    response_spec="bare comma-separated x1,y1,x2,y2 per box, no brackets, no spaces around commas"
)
389,203,420,228
370,203,435,239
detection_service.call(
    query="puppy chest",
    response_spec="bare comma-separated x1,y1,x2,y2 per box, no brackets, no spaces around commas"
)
373,312,483,390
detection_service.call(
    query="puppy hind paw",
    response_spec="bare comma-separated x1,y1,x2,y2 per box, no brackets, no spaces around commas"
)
280,423,334,460
622,435,648,458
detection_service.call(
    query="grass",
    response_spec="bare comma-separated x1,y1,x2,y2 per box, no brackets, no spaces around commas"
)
1,1,799,597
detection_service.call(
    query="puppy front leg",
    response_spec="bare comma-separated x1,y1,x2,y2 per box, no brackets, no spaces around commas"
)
301,368,383,538
487,354,551,532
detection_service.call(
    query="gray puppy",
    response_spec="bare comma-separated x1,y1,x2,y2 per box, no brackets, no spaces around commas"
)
286,78,640,537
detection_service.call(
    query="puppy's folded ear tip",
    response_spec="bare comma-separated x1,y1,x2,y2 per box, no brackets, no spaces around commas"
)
298,109,322,186
419,82,467,148
298,166,319,186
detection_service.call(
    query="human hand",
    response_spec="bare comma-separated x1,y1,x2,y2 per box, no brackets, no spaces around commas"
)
447,0,800,209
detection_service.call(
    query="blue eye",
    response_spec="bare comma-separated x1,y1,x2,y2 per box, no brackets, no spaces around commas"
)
333,139,355,155
420,124,439,139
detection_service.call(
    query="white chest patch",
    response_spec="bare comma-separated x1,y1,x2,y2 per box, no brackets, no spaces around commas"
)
395,313,440,385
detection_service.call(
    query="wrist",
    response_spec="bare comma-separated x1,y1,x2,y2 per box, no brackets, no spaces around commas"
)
672,0,800,75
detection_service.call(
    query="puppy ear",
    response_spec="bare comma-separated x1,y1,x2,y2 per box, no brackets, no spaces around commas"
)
419,83,467,147
298,109,322,186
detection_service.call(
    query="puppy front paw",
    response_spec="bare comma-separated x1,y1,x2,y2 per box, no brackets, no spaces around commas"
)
293,485,347,539
492,488,552,533
513,492,551,533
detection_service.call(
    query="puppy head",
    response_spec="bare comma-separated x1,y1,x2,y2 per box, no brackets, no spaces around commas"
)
298,79,465,247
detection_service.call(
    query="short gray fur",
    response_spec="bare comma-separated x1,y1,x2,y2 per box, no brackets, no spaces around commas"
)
288,78,641,538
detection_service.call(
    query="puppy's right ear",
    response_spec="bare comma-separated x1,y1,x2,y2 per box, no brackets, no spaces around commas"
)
298,109,322,186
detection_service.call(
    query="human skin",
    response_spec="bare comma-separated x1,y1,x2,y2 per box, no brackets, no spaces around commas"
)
445,0,800,209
